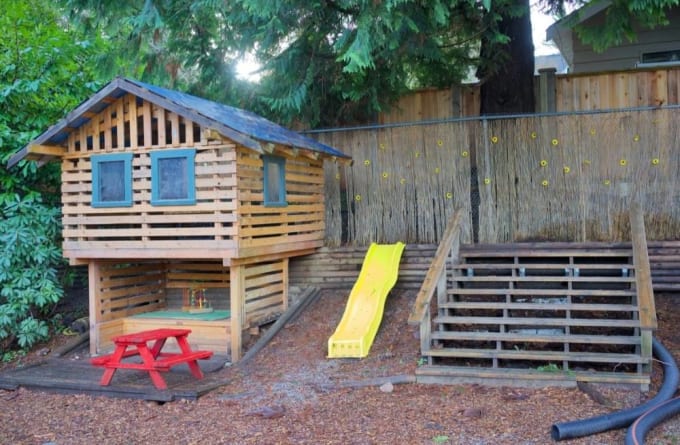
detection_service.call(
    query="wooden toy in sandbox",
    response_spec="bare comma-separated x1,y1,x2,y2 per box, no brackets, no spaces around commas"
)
7,77,351,361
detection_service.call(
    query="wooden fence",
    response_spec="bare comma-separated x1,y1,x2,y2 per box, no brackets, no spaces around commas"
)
316,106,680,246
377,67,680,122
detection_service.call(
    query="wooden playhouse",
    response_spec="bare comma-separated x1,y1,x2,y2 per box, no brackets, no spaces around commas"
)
8,77,351,361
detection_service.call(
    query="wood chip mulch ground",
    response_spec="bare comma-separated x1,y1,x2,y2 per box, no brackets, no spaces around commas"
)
1,289,679,445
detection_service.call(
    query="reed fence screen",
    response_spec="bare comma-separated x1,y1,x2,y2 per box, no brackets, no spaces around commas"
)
315,106,680,246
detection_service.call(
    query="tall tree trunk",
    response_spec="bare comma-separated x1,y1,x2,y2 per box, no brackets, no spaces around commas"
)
478,0,535,115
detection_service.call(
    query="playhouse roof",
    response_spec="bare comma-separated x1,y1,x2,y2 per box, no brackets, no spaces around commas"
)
7,77,351,168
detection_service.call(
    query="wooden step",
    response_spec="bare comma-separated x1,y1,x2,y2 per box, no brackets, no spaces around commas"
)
422,348,647,364
447,288,636,297
429,331,641,345
451,263,635,270
438,302,638,312
415,365,650,388
433,315,641,328
451,275,635,284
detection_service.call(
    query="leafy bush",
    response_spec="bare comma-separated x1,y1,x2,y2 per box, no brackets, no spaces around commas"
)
0,192,65,351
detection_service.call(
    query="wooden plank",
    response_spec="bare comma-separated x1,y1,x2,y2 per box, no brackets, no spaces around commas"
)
629,203,657,330
409,209,463,325
439,302,638,312
447,288,636,297
452,275,635,283
452,262,635,270
430,331,640,345
424,348,647,363
433,315,641,328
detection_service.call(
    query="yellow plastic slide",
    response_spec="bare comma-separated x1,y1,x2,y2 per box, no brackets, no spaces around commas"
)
328,242,405,358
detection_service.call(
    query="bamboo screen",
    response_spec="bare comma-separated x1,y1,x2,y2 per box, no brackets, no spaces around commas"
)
316,107,680,245
317,123,473,246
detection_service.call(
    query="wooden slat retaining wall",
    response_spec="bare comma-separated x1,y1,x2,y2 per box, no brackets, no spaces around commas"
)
289,242,680,293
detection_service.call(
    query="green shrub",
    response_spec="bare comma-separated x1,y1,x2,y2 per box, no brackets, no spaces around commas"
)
0,192,65,351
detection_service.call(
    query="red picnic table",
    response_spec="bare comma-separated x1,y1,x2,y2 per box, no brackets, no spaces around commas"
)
91,328,213,390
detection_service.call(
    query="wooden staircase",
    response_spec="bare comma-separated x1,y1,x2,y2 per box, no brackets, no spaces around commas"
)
409,207,657,389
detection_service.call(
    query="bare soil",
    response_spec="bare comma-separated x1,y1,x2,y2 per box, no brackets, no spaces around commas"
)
1,289,679,445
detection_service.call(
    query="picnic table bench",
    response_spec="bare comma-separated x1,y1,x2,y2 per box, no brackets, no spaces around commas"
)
91,328,213,390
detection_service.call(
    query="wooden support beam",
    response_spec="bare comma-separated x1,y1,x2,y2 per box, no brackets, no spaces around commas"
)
229,265,245,362
203,128,222,142
27,144,65,157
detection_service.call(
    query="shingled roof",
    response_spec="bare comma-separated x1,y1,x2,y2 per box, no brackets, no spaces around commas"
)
8,77,350,168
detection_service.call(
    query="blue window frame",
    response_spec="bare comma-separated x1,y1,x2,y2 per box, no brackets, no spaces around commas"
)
151,148,196,206
263,155,287,207
91,153,133,207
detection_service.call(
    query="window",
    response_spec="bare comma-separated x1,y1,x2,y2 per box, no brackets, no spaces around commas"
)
151,149,196,206
91,153,133,207
263,155,287,207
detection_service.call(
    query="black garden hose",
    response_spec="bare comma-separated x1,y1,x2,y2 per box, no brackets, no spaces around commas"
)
551,337,679,441
625,395,680,445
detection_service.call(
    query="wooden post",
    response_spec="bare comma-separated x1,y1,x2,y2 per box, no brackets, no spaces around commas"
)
229,265,245,361
538,68,557,113
88,261,101,355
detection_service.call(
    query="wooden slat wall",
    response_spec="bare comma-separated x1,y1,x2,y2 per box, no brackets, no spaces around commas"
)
235,148,326,256
61,94,238,259
92,261,166,324
243,259,287,325
289,244,436,290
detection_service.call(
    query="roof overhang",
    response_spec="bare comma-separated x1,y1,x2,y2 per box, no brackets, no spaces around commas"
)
7,77,351,169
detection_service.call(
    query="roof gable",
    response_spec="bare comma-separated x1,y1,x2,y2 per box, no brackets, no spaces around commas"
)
8,77,350,168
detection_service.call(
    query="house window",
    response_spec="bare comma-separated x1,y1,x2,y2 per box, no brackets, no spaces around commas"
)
151,148,196,206
91,153,133,207
263,155,287,207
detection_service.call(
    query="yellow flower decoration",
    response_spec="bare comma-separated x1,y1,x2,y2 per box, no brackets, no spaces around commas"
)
619,159,627,166
364,159,371,166
530,131,537,139
491,136,499,144
541,179,549,187
540,159,548,167
652,158,660,165
437,139,443,147
335,173,340,180
603,179,611,186
461,150,469,157
583,160,591,165
484,178,491,185
381,172,389,179
633,135,640,142
590,128,596,136
563,166,571,174
414,151,421,158
434,167,440,174
379,143,386,150
551,138,559,146
400,178,406,185
445,192,453,199
355,194,362,201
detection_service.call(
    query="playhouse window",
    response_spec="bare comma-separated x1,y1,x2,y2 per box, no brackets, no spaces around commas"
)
91,153,133,207
263,155,287,207
151,149,196,206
